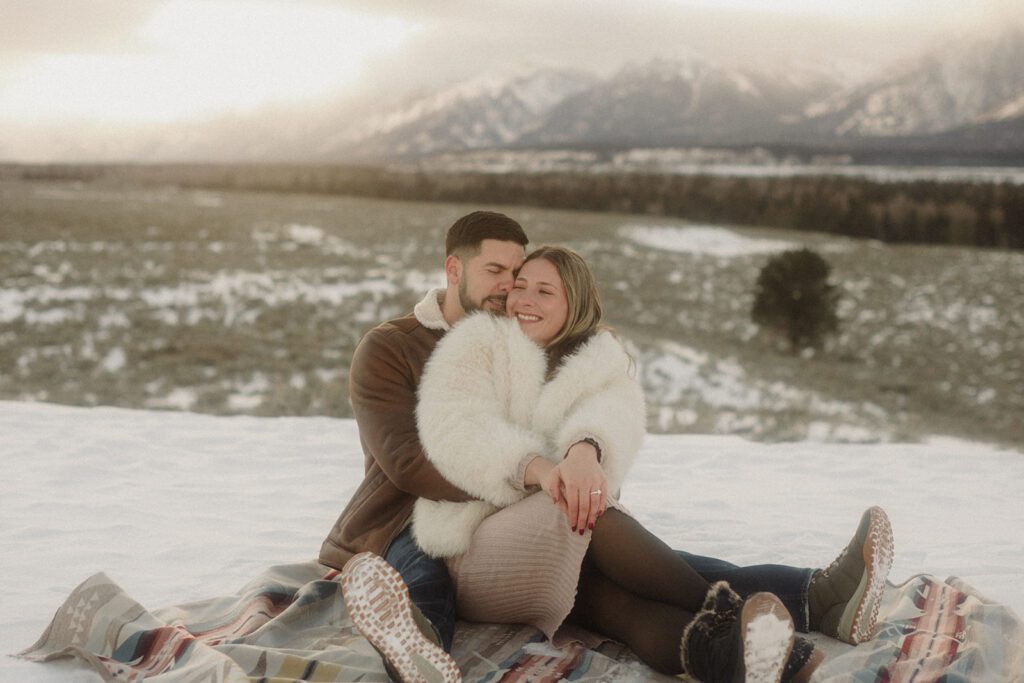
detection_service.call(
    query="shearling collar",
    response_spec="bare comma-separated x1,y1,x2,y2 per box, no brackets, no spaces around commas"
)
413,288,450,331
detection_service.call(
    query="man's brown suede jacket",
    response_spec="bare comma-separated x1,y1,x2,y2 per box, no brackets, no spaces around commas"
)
318,290,473,570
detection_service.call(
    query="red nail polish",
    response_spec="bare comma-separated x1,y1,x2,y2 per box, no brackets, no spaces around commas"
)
588,523,594,530
579,528,584,536
571,526,576,532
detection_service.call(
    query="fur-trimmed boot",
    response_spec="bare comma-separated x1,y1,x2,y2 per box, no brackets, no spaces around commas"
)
808,506,895,644
781,637,824,683
681,582,795,683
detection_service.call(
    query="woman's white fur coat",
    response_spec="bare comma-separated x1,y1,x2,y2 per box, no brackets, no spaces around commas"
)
413,313,646,558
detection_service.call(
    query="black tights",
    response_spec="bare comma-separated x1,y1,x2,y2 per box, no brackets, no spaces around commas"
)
566,509,711,675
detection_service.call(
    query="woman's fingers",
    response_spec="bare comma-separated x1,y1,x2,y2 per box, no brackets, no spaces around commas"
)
549,481,561,505
555,478,608,533
549,469,571,511
546,467,563,504
588,482,601,531
573,480,600,533
556,493,570,518
577,493,593,536
565,485,581,531
582,477,604,532
554,453,610,532
545,468,573,524
557,450,608,532
585,486,605,531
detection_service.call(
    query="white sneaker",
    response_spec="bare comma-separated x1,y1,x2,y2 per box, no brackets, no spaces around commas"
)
340,552,461,683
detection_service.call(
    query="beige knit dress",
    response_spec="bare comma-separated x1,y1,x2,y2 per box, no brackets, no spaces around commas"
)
446,490,624,645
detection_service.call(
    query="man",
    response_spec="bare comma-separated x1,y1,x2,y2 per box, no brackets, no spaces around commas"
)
319,211,529,681
321,210,893,682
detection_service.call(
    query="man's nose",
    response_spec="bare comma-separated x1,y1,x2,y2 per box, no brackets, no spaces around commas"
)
497,276,513,292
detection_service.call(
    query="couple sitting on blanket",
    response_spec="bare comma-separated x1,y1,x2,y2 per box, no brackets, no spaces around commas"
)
318,211,895,683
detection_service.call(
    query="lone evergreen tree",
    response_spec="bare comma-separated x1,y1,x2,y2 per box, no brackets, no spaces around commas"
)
752,248,839,351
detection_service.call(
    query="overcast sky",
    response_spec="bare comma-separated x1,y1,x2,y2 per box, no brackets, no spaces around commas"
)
1,0,1021,127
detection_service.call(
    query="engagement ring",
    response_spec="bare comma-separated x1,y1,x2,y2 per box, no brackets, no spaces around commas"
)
590,490,602,495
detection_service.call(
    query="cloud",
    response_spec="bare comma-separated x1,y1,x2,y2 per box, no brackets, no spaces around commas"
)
0,0,155,55
0,0,1019,130
0,0,420,124
343,0,945,97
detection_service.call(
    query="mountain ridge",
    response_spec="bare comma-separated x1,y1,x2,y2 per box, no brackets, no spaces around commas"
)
2,29,1021,164
333,29,1024,161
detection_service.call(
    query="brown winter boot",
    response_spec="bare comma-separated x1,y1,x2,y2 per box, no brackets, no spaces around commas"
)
808,506,895,644
782,637,824,683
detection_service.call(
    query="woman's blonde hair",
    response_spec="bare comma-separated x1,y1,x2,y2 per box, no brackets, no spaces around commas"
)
523,245,603,353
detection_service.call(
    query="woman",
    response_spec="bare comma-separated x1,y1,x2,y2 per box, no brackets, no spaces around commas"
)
409,246,822,682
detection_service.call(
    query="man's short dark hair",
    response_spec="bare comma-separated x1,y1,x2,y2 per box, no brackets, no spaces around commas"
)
445,211,528,257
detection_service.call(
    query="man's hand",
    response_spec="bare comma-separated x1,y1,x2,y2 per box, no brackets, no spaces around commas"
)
552,442,607,534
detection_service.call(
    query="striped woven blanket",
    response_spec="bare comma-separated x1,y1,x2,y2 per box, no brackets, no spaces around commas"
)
15,561,1023,682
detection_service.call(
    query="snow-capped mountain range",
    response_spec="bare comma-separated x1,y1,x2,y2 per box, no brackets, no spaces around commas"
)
316,67,596,159
804,30,1024,138
4,29,1022,163
328,59,843,158
320,28,1024,161
518,59,841,147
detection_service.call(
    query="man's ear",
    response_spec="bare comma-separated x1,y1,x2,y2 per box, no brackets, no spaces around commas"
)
444,254,461,287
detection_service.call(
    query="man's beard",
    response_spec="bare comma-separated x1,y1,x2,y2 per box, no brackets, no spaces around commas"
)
459,279,506,315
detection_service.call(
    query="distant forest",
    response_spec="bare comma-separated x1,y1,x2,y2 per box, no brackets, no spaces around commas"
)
7,163,1023,250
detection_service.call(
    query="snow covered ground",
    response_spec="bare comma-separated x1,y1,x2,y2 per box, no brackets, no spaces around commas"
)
623,224,801,257
2,401,1022,681
4,181,1022,445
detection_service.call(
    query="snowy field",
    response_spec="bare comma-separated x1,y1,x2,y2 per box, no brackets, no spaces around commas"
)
3,181,1022,447
2,401,1023,681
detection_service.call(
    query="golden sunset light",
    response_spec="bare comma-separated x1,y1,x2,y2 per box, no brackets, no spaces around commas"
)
0,0,418,124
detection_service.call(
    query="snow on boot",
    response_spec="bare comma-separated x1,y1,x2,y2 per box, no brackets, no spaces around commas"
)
681,583,794,683
739,593,796,683
809,506,895,644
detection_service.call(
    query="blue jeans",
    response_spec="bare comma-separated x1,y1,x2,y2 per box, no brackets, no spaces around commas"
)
384,527,457,651
385,525,816,653
675,550,815,633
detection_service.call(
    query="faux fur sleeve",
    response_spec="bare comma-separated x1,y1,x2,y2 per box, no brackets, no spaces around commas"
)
416,314,547,507
541,332,646,494
555,373,646,495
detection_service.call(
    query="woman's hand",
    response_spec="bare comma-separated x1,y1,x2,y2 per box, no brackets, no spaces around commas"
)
552,441,607,534
539,464,568,513
523,455,554,489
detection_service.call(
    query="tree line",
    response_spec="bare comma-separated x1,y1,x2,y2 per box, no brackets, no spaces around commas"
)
8,162,1023,249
